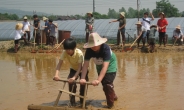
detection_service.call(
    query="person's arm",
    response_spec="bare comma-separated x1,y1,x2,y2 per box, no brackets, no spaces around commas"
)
53,60,63,81
109,19,118,23
80,60,90,84
92,62,110,86
137,30,143,38
68,63,82,83
150,13,154,20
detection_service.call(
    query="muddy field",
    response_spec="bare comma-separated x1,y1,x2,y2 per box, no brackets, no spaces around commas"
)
0,51,184,110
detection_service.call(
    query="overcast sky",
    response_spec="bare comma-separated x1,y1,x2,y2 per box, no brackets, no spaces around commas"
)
0,0,183,15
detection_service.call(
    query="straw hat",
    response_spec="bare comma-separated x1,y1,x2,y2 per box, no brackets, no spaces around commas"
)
83,33,107,48
43,17,48,21
150,25,157,28
23,16,27,20
159,12,165,17
175,25,181,30
15,23,23,30
87,12,93,15
120,12,125,17
135,21,142,25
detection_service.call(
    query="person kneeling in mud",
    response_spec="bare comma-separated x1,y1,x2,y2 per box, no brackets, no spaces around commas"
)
80,33,118,109
14,23,27,53
53,38,88,106
136,21,147,48
173,25,183,46
148,25,158,51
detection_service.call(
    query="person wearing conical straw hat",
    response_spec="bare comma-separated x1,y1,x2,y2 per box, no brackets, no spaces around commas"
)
42,17,50,45
135,21,147,48
148,25,158,51
173,25,183,45
109,12,126,46
14,23,26,53
22,16,30,43
85,11,94,43
80,33,118,109
157,12,168,47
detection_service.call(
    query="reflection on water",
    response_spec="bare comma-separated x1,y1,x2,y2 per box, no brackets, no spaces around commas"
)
0,52,184,110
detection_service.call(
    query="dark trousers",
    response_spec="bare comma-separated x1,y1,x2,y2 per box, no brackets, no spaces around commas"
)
117,28,125,45
101,72,117,107
86,32,89,43
146,30,150,44
137,32,146,47
14,36,27,53
159,32,166,46
68,69,89,104
50,36,56,46
33,30,41,45
45,32,50,45
23,31,30,42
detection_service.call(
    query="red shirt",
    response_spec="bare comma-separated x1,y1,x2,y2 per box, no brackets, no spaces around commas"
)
157,18,168,32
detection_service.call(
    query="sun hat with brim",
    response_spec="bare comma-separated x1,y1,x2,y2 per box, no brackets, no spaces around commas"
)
87,12,93,15
150,25,157,28
135,21,142,25
83,33,107,48
23,16,27,20
175,25,181,30
159,12,165,17
43,17,48,21
120,12,125,17
15,23,23,30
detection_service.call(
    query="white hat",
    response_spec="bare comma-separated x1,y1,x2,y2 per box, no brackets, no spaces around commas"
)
43,17,48,21
83,33,107,48
120,12,125,17
176,25,181,30
23,16,27,19
135,21,142,25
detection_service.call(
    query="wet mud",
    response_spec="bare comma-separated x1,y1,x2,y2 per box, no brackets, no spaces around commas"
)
0,52,184,110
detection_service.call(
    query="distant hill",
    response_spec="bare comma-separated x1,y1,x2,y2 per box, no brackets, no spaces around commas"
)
0,7,50,18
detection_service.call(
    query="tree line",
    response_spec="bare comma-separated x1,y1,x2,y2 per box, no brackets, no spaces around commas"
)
0,0,184,20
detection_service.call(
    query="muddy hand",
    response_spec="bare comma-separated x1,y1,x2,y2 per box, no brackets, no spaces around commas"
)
80,79,86,85
53,76,60,81
68,77,75,83
92,80,100,86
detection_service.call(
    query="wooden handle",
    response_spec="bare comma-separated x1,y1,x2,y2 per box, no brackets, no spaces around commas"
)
49,39,65,52
129,36,140,48
58,79,92,85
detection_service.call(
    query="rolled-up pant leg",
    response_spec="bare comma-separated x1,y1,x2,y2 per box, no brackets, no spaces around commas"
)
101,72,117,107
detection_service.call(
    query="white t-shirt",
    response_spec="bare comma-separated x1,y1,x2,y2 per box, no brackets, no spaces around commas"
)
14,30,24,40
141,17,152,31
22,21,30,31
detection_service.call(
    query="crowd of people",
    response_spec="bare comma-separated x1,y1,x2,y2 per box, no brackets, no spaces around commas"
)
14,14,58,53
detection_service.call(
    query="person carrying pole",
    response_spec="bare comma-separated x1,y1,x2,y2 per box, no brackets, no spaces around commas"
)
42,17,50,45
53,38,89,106
33,14,41,45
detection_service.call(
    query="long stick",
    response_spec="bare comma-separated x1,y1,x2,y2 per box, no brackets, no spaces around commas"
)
41,29,42,50
119,30,123,46
128,36,141,49
172,38,178,46
58,79,92,85
34,29,36,49
49,39,65,52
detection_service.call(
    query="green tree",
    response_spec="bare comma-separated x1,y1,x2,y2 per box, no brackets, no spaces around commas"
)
127,7,137,18
152,0,180,17
107,8,118,18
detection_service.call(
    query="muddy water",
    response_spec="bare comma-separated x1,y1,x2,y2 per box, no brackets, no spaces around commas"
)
0,52,184,110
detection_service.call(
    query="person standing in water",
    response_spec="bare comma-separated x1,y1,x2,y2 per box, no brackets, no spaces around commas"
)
157,12,168,47
140,12,154,45
85,12,94,43
109,12,126,46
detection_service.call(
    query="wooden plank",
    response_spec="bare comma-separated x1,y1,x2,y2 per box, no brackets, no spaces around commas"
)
59,89,85,99
54,82,66,106
58,79,92,85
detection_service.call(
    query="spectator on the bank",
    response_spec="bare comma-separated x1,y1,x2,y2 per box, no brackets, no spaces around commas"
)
173,25,183,45
157,12,168,47
85,12,94,43
42,17,50,45
22,16,30,43
48,19,57,46
136,21,147,48
33,14,41,45
109,12,126,46
140,12,154,45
